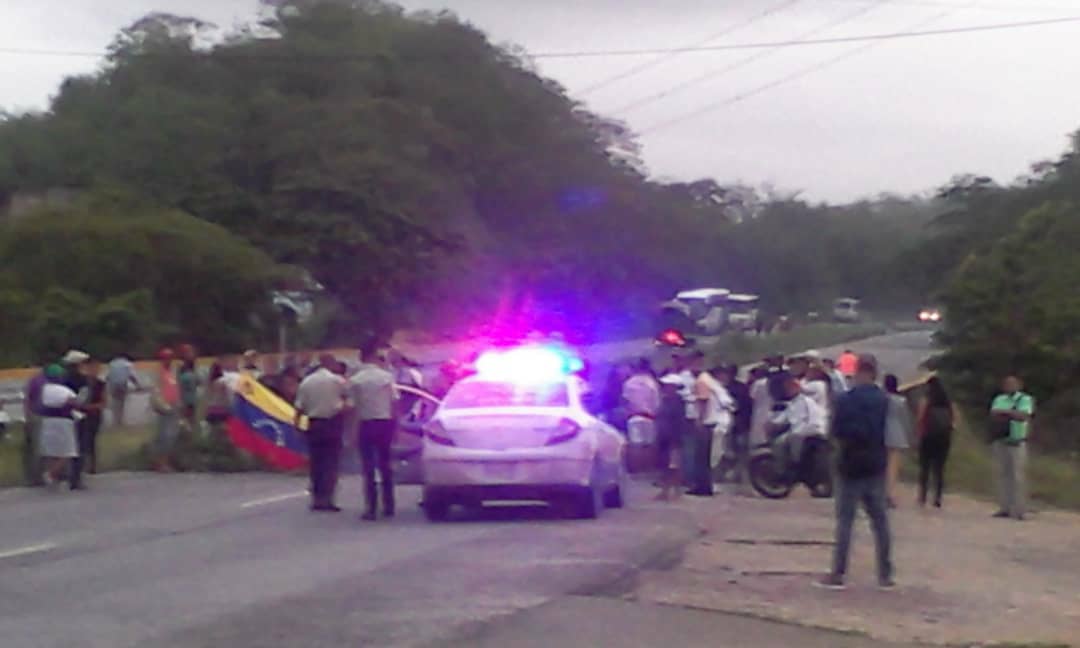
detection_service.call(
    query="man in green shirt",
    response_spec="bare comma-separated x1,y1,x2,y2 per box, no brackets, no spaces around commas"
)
990,375,1035,520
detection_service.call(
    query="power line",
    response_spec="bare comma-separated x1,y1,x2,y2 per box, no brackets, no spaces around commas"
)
575,0,804,97
827,0,1080,13
0,14,1077,62
610,1,889,116
531,14,1080,58
637,9,958,135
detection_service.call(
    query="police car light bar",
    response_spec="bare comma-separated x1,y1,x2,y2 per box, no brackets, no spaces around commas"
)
475,346,581,383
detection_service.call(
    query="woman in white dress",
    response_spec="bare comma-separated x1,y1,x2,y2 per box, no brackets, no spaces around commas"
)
38,364,79,488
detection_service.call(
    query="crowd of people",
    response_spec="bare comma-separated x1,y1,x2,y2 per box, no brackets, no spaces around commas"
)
598,346,1035,588
16,337,1036,561
17,342,424,502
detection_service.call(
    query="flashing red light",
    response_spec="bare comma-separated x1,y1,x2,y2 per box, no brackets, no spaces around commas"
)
657,329,687,347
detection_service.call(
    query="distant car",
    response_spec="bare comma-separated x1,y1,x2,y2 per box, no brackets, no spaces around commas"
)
421,346,628,521
918,307,943,323
832,298,861,323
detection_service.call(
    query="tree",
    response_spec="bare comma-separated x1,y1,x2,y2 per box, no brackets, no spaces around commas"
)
0,193,285,363
938,201,1080,406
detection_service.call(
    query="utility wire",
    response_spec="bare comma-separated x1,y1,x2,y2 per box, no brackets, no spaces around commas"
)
826,0,1080,13
637,9,959,135
611,1,890,116
0,14,1076,61
530,15,1080,58
575,0,804,97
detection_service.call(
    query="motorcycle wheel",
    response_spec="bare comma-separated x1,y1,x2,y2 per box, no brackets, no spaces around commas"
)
748,454,794,499
806,445,834,499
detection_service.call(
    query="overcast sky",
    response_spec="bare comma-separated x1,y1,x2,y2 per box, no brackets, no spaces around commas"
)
3,0,1080,201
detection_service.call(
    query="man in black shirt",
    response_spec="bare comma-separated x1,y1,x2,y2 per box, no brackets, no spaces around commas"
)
723,364,753,491
816,354,893,591
61,350,90,490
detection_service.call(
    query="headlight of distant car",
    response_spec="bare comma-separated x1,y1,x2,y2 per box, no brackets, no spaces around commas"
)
919,309,942,322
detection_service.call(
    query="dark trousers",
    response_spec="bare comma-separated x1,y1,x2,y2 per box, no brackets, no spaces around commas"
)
23,416,43,487
358,419,395,516
70,416,102,488
831,474,893,583
918,433,951,505
686,423,714,495
307,416,343,507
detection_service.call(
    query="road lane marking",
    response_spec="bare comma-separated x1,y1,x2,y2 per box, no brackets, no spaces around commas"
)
0,541,58,560
239,492,307,509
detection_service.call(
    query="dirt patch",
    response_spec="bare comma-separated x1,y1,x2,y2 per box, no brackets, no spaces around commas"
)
634,485,1080,646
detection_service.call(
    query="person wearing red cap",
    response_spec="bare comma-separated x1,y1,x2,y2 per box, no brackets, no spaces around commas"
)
151,347,181,472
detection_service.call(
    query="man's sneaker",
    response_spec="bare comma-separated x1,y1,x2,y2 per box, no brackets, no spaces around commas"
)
878,578,897,591
813,574,846,590
992,510,1010,518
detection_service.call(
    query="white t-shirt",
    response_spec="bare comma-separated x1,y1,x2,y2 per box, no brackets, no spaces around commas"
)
622,373,660,417
694,372,734,430
676,370,699,420
749,376,774,445
41,383,76,409
801,379,830,414
771,393,827,439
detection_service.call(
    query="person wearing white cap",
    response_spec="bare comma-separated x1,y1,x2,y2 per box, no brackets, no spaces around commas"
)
62,350,90,365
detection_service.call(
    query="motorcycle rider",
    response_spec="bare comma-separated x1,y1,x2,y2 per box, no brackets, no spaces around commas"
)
766,371,828,480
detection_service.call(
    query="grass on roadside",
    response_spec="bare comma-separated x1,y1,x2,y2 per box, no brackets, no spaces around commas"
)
702,322,888,367
899,410,1080,511
0,423,153,487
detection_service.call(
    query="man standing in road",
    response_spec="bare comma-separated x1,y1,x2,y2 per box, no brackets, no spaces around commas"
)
349,343,397,521
71,356,107,489
105,353,140,428
748,355,783,449
692,363,733,497
990,375,1035,521
150,348,181,473
722,364,753,493
672,350,703,493
294,353,349,512
818,354,894,590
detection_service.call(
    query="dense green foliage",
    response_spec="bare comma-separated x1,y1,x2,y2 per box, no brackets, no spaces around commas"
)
0,0,935,357
930,139,1080,453
0,193,283,364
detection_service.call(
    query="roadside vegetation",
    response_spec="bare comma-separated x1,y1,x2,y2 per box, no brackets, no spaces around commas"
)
2,1,936,365
0,1,1075,480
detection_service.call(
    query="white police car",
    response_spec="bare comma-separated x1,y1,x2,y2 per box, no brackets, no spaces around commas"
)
421,346,628,521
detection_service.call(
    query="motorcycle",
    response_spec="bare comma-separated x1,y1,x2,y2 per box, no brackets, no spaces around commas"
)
747,430,834,499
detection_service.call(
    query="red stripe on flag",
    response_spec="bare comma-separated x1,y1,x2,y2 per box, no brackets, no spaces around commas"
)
226,418,308,471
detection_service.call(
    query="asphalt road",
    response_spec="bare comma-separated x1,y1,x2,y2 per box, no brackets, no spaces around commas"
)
0,331,934,648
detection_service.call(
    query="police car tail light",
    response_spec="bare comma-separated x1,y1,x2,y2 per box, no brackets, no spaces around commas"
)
546,418,581,445
425,421,455,446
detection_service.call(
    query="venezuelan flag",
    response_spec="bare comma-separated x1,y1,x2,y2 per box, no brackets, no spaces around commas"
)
226,373,309,471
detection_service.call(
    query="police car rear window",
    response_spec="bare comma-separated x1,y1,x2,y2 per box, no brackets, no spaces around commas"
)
442,381,569,409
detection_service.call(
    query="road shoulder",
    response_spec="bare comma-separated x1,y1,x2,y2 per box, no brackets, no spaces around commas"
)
632,484,1080,646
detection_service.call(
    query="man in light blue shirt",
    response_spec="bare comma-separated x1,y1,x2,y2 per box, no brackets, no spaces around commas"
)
349,343,397,521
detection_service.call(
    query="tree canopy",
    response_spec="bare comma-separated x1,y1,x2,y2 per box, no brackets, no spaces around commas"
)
6,0,1069,385
0,192,283,364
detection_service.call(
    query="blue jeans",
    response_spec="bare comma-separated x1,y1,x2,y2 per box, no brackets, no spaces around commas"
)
830,474,893,582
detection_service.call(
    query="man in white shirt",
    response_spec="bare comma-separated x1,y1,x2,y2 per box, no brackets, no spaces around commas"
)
622,359,660,419
105,354,139,428
696,367,735,478
294,354,349,512
769,372,827,473
349,343,397,521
